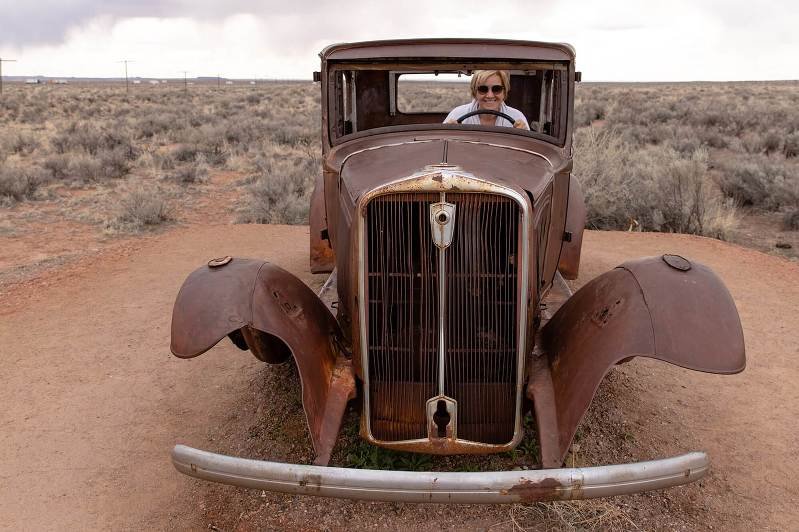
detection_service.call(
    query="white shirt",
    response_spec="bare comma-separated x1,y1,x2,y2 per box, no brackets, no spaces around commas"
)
444,100,530,129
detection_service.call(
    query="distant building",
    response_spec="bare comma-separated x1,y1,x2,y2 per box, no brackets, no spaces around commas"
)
225,81,234,85
25,78,41,84
132,80,142,84
148,80,160,85
53,79,68,85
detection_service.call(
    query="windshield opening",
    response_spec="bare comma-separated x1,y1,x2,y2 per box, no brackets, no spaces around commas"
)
328,62,569,146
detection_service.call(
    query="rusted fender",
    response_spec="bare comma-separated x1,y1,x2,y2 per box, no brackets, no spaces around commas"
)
557,175,586,280
170,258,355,465
528,255,745,466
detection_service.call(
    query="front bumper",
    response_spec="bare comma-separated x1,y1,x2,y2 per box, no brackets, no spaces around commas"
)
172,445,709,504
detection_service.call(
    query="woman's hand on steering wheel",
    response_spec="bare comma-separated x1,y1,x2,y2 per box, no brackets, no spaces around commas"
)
453,109,529,129
456,109,517,125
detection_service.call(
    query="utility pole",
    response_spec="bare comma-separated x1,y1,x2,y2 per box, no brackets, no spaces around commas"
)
181,71,189,94
117,59,134,93
0,57,17,95
217,74,221,88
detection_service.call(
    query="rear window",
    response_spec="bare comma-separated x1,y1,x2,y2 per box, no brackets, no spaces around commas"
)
396,73,469,114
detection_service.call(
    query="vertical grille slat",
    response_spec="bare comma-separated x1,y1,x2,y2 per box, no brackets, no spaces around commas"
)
366,192,520,444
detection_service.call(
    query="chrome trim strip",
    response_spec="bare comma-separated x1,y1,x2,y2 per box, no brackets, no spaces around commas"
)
341,139,436,167
172,445,710,504
438,232,446,395
357,170,531,450
338,138,553,170
436,192,447,395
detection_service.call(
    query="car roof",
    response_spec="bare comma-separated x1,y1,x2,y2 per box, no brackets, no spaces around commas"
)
320,38,575,62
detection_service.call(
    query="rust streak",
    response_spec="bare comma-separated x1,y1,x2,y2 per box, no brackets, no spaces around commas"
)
505,477,577,502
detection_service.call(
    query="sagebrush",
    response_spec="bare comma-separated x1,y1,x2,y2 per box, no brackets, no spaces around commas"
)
2,80,796,237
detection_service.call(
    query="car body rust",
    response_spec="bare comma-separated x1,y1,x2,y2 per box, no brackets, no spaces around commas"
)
504,477,582,502
168,39,745,497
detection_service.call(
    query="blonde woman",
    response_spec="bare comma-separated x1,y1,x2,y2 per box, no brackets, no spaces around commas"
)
444,70,530,129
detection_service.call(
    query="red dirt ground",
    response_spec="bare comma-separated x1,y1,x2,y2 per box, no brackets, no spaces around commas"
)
1,224,797,530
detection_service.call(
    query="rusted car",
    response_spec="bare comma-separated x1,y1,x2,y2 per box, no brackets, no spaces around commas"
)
169,39,745,503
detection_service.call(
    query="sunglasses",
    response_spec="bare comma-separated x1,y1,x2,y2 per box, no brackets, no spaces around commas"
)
476,84,505,95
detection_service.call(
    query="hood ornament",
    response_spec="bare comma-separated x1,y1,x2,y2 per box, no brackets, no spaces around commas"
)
430,201,456,249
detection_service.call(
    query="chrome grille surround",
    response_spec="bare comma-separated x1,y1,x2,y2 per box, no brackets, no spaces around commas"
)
357,168,531,453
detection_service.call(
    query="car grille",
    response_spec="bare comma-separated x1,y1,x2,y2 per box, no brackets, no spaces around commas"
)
365,192,520,444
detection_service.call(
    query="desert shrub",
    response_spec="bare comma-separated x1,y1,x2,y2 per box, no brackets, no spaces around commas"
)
740,131,766,154
219,117,268,155
667,125,704,155
42,154,71,179
132,114,173,139
783,209,799,230
573,127,629,229
0,130,40,155
762,130,782,154
172,144,199,162
784,132,799,158
50,121,136,159
629,146,728,235
238,152,318,224
97,147,131,179
716,155,798,209
0,93,22,119
111,187,172,229
18,96,49,123
695,127,729,149
183,124,227,165
573,98,606,127
67,154,103,181
148,151,177,172
695,99,735,130
717,161,769,206
169,163,208,184
0,162,50,202
271,125,314,147
574,127,737,237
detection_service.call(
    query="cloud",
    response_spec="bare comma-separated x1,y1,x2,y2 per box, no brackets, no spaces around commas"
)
0,0,796,80
0,0,293,45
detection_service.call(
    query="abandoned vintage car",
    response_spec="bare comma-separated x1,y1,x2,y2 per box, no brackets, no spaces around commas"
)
169,39,746,503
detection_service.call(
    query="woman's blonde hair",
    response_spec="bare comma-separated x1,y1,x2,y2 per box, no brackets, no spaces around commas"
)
470,70,511,99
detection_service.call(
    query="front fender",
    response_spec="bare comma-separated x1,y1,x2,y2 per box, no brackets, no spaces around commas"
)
528,255,745,466
170,258,355,465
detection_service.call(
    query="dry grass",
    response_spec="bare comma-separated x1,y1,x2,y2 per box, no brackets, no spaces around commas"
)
499,500,640,531
1,80,796,238
1,82,319,226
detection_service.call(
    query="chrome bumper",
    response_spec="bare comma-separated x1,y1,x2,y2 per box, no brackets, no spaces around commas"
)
172,445,709,503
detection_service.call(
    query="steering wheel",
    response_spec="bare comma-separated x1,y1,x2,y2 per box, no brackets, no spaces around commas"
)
456,109,517,125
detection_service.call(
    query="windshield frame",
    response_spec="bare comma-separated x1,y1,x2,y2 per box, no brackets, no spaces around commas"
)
325,60,572,149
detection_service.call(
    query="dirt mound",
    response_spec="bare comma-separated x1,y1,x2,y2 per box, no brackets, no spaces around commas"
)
1,227,797,530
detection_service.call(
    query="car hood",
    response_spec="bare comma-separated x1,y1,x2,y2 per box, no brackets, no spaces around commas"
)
338,138,556,203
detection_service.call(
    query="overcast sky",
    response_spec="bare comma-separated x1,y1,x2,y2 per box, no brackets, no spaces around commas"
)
0,0,796,81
